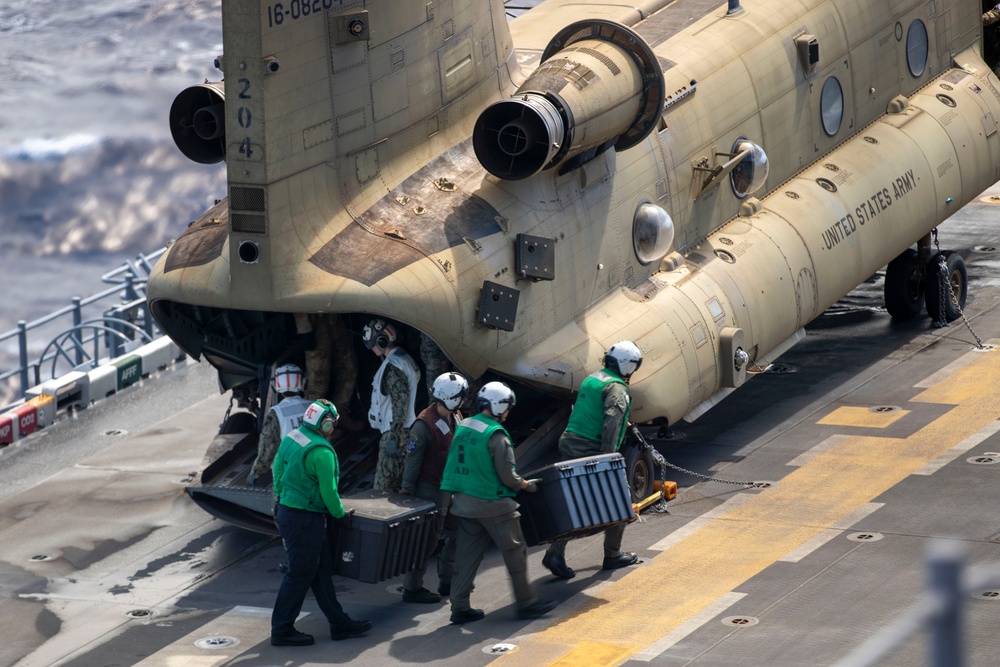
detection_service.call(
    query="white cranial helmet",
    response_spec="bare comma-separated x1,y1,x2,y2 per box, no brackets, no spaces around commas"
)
476,381,516,417
432,372,469,411
604,341,643,378
271,364,305,395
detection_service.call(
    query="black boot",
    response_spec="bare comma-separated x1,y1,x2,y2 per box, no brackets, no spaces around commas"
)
402,587,443,604
270,629,314,646
542,552,576,580
602,552,639,570
330,618,372,640
449,608,485,624
517,598,557,619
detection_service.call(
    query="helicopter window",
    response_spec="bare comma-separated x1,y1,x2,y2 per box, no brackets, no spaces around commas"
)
906,19,928,77
632,201,675,265
730,138,769,198
820,76,843,136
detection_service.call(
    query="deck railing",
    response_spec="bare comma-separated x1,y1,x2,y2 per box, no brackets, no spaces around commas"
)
835,541,1000,667
0,248,166,401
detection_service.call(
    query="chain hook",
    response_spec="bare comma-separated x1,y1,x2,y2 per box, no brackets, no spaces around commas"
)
930,239,984,347
934,254,949,328
630,426,760,487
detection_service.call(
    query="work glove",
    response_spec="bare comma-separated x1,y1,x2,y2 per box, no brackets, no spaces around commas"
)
332,509,355,527
524,478,542,493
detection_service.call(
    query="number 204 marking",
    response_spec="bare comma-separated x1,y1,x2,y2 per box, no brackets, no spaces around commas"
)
237,77,255,160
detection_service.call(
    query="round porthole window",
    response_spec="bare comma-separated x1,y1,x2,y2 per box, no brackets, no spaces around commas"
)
730,139,769,198
907,19,928,77
820,76,844,137
632,201,675,265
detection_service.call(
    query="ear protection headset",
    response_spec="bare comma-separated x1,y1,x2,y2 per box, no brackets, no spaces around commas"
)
319,413,337,435
303,398,339,435
364,319,397,350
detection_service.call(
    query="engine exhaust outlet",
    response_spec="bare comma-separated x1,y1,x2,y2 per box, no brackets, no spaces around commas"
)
169,82,226,164
473,20,663,180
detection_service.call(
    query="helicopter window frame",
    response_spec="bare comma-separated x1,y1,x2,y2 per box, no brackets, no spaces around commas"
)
906,19,928,78
820,76,844,137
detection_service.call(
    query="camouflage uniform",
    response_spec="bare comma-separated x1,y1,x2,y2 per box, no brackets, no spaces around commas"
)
248,394,310,486
419,332,450,396
249,410,282,482
372,364,412,492
298,313,358,413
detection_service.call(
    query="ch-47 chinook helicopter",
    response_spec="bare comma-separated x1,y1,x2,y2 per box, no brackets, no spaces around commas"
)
149,0,1000,532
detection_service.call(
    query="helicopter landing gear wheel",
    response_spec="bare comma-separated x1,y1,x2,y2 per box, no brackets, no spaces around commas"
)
924,250,967,323
884,248,924,320
624,443,656,502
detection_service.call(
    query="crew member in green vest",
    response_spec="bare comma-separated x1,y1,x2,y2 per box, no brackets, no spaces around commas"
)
270,399,371,646
542,341,644,580
440,381,556,624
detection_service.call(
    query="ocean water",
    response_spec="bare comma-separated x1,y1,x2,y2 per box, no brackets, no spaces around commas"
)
0,0,228,256
0,1,228,399
0,0,537,402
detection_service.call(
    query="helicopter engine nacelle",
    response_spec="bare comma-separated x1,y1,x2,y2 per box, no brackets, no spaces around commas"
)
168,81,226,164
473,20,663,180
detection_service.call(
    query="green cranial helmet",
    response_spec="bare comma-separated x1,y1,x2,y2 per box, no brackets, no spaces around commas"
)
302,399,339,435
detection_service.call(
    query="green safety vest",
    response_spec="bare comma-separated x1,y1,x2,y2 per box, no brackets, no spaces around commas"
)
440,413,517,500
564,369,631,450
274,427,338,513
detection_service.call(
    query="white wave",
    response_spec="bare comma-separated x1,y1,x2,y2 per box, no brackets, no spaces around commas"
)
1,134,103,161
0,3,46,36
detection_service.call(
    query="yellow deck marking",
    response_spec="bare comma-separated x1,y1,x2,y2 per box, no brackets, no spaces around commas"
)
817,405,909,428
496,347,1000,667
632,592,746,661
915,420,1000,475
551,642,633,666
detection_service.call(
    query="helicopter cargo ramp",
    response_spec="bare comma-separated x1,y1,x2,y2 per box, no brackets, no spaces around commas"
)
4,206,1000,667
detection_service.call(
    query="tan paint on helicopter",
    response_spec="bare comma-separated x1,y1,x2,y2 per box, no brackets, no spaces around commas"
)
149,0,1000,425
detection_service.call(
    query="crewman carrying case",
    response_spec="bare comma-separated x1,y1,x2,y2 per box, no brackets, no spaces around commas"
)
330,490,438,583
518,453,636,546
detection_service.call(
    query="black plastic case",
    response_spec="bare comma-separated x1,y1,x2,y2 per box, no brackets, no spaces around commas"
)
518,453,635,546
331,491,438,583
